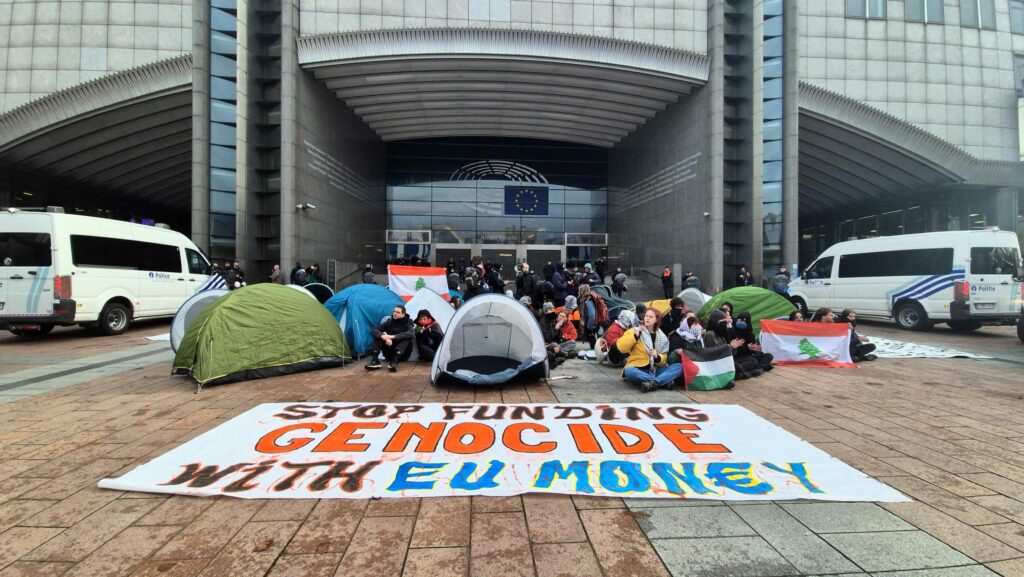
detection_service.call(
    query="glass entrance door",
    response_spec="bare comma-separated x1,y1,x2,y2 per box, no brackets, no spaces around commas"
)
435,245,472,273
481,246,518,285
522,246,563,277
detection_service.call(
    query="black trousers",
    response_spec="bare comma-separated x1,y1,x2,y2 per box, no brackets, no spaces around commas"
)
372,338,412,362
416,332,442,362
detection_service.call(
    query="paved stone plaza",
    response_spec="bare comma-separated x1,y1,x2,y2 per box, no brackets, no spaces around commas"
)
0,319,1023,577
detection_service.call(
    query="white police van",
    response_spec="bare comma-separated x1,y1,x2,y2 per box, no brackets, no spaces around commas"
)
0,208,213,336
788,229,1022,332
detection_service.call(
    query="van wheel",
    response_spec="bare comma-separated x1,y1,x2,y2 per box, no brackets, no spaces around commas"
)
98,302,131,336
895,302,929,331
948,320,981,333
9,325,54,337
790,297,807,316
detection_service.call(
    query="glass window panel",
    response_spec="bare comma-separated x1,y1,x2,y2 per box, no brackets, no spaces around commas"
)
211,7,237,32
476,188,506,202
979,0,995,28
210,213,236,237
764,36,783,58
763,118,783,141
388,186,431,201
563,189,606,204
210,168,236,192
764,15,783,37
1013,0,1024,32
764,78,783,99
546,188,565,203
906,0,925,21
432,230,476,244
430,201,477,216
564,204,608,218
211,77,237,101
927,0,944,22
211,53,236,79
210,99,235,124
880,210,904,236
846,0,866,17
764,0,783,16
764,140,783,162
764,98,783,119
763,161,782,181
961,0,979,27
212,0,237,9
477,216,521,231
474,202,504,216
522,217,564,232
211,30,237,55
868,0,885,17
435,216,476,230
857,214,879,237
211,190,235,213
763,181,783,203
210,122,235,146
763,57,783,79
210,145,236,169
388,200,431,215
390,215,431,229
564,218,606,233
432,187,468,201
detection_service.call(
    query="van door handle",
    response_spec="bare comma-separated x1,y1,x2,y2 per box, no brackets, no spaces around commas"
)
824,282,832,286
177,278,185,281
27,270,36,275
189,278,197,282
10,274,23,279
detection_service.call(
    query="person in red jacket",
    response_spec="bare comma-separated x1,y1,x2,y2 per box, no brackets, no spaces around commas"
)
596,309,638,366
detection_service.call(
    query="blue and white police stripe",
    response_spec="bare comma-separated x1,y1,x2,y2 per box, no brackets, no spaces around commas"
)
888,269,965,305
195,274,227,293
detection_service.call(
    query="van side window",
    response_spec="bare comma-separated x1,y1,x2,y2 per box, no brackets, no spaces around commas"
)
806,257,833,279
186,249,211,275
839,248,953,278
971,247,1021,276
0,233,51,267
71,235,182,273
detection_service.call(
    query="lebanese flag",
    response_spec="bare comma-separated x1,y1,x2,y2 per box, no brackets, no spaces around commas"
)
680,346,736,391
388,265,450,302
760,320,855,368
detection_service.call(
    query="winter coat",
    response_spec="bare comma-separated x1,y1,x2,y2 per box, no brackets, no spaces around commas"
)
371,316,414,343
616,327,670,373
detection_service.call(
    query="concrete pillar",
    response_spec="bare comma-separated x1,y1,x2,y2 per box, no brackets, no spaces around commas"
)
993,187,1020,233
782,0,800,272
749,0,765,284
279,0,299,269
190,0,211,251
707,0,725,292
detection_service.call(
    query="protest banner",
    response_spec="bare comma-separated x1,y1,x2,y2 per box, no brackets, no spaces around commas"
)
99,403,905,502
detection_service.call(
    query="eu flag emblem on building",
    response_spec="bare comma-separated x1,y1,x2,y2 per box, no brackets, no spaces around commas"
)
504,185,549,215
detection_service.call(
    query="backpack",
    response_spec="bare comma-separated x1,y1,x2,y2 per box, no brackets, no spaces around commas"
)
592,293,610,328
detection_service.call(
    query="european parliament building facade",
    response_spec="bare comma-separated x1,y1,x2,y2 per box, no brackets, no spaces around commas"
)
1,0,1022,290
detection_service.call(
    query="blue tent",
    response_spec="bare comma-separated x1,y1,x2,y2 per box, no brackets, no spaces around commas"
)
323,284,404,357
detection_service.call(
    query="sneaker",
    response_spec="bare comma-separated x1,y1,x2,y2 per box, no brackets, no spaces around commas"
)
640,380,658,393
577,350,587,359
388,362,398,372
365,358,381,370
864,353,878,361
722,381,736,390
585,350,597,360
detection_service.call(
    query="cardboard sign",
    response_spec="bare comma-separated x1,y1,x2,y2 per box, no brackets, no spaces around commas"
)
99,403,906,502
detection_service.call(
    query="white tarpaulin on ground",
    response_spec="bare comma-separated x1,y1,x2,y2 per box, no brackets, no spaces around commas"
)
98,403,906,502
869,337,991,359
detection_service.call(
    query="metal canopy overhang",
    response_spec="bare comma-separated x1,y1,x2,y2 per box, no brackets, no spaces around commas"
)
797,82,1024,220
0,55,193,210
297,29,710,148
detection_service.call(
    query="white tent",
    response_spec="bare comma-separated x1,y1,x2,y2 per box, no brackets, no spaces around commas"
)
678,287,713,313
430,294,548,386
405,288,455,361
170,289,229,352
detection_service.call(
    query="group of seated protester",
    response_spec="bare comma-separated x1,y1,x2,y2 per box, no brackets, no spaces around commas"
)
365,305,446,371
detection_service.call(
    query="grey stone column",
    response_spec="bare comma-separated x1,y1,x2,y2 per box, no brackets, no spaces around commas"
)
190,0,211,251
749,0,765,283
707,0,725,292
279,0,299,269
993,187,1020,233
782,0,800,270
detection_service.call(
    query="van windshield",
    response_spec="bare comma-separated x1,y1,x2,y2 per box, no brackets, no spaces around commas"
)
0,233,52,267
971,247,1022,277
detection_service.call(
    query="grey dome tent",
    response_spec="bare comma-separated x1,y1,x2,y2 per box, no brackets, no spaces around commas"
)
430,294,548,385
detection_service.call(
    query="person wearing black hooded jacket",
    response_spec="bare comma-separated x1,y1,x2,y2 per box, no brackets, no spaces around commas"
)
366,305,415,371
551,262,568,306
413,309,444,362
703,309,761,379
732,311,774,375
839,309,877,362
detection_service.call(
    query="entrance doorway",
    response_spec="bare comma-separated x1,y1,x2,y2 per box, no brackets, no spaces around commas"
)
435,246,472,272
481,246,518,279
435,244,567,277
524,247,562,276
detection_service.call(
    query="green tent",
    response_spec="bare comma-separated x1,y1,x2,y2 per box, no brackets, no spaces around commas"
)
173,284,351,389
698,286,797,337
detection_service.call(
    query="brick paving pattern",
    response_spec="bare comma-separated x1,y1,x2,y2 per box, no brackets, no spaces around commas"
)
0,317,1023,576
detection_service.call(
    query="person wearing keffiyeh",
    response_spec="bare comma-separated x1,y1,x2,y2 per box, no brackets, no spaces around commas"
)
615,308,680,393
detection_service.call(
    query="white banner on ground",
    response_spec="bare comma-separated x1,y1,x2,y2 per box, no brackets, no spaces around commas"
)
869,337,991,359
98,403,906,502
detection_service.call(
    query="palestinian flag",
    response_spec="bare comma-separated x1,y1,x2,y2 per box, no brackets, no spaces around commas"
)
760,320,855,368
680,346,736,391
388,265,450,302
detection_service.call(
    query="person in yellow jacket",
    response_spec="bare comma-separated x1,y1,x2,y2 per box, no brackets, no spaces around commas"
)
616,308,681,393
